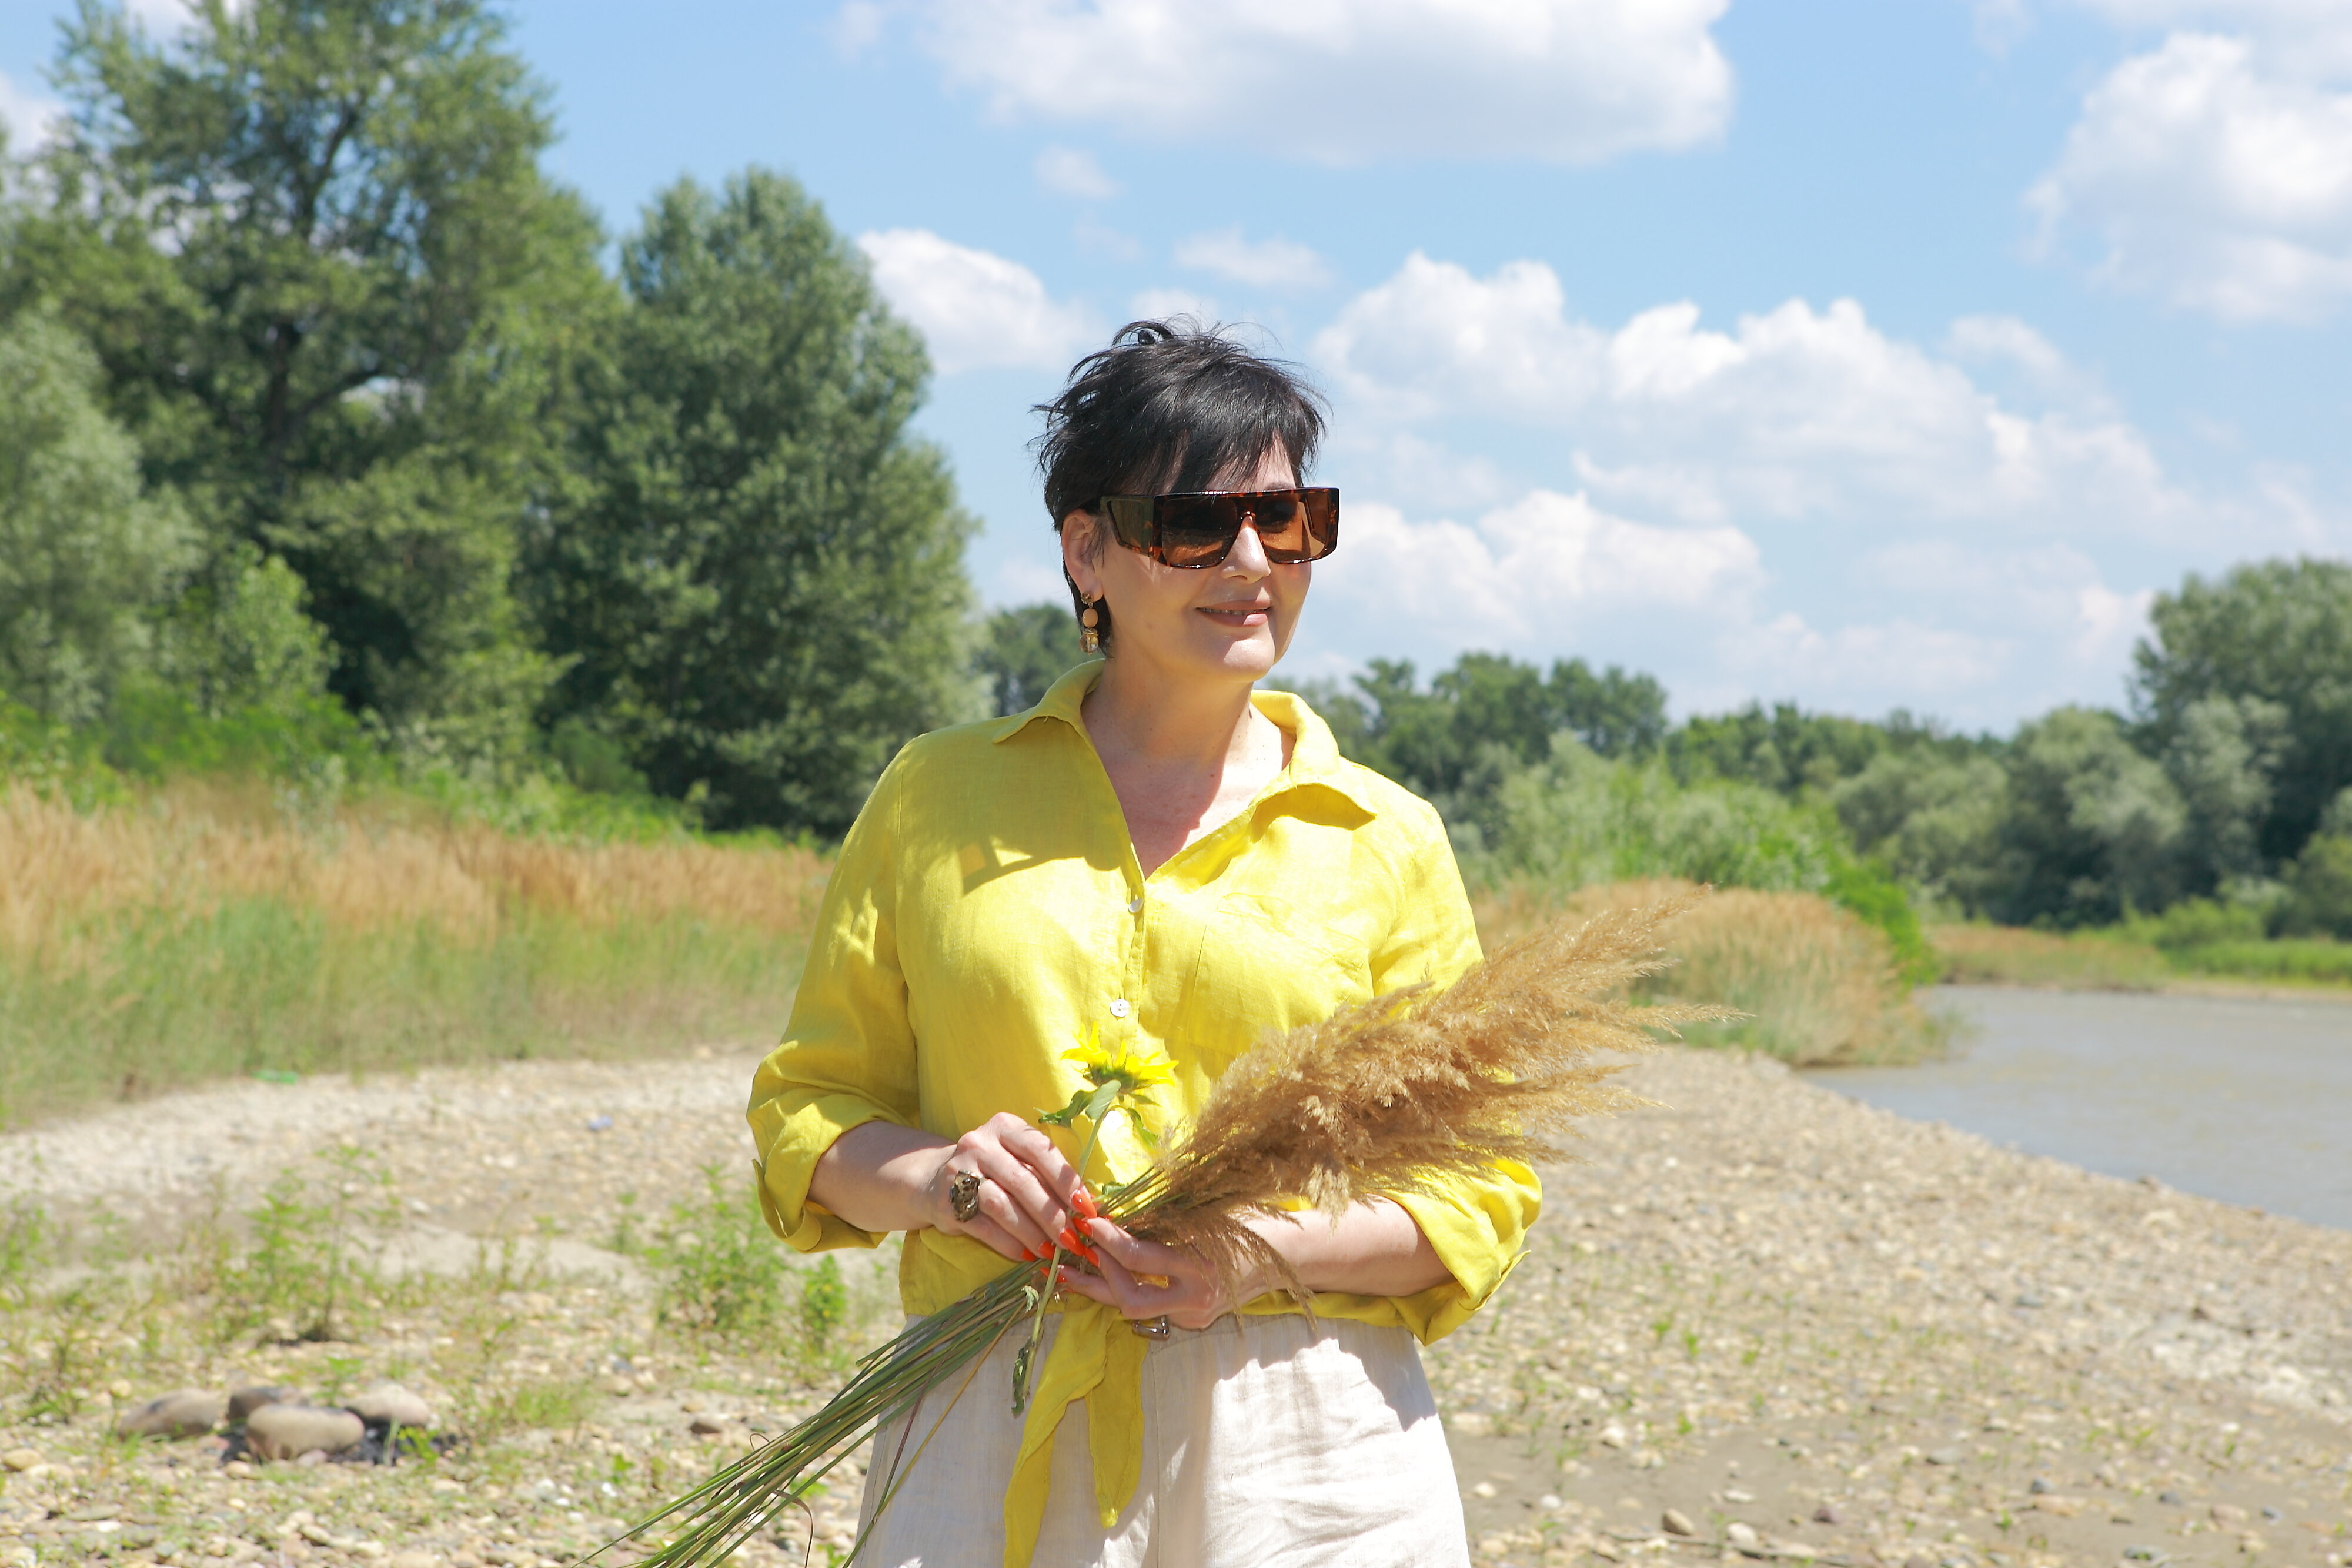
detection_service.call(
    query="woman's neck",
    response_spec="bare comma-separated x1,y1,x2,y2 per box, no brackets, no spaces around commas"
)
1080,652,1291,877
1083,651,1265,774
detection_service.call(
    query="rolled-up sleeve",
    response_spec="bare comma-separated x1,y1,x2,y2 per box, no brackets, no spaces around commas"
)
1372,797,1543,1344
748,755,918,1253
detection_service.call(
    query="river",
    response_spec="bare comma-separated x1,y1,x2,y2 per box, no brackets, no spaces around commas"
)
1806,984,2352,1231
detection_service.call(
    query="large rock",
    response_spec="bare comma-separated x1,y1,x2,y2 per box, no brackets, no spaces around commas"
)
228,1386,297,1423
348,1382,433,1429
116,1390,223,1440
245,1404,363,1463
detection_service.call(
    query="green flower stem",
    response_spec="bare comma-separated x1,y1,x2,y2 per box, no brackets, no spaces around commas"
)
1010,1097,1115,1416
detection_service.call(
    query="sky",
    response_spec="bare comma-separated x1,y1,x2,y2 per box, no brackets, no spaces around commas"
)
6,1,2352,731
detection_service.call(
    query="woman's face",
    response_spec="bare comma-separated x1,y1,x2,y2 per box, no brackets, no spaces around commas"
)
1061,447,1309,687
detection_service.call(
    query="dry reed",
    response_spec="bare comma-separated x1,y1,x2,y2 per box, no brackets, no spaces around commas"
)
1475,878,1946,1066
0,784,828,1126
1124,890,1732,1299
1927,922,2169,991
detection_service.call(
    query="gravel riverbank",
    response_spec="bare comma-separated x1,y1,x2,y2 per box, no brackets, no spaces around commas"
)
1,1044,2345,1568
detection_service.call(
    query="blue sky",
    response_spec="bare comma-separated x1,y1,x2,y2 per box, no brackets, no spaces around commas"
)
7,1,2352,730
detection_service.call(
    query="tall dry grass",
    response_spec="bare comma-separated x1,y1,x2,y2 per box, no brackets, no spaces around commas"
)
0,784,827,1126
1476,878,1949,1066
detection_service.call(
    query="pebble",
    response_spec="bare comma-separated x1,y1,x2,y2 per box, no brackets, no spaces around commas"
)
2157,1490,2184,1505
1811,1505,1841,1526
0,1451,38,1473
348,1382,433,1429
1726,1522,1760,1550
114,1389,223,1440
1925,1445,1965,1465
1662,1508,1696,1536
245,1404,363,1463
228,1385,296,1422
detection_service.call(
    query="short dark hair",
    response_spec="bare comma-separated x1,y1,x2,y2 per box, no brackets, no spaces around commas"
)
1033,319,1328,648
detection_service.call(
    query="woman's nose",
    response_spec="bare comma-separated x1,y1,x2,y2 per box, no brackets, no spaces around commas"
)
1223,520,1271,576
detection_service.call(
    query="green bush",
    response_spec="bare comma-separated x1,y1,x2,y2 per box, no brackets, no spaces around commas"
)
1462,739,1933,983
2163,937,2352,985
2122,897,2268,952
2278,833,2352,938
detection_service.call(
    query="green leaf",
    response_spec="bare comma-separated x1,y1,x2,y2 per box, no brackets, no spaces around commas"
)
1036,1089,1094,1129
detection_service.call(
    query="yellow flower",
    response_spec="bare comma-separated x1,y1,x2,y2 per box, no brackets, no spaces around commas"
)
1063,1024,1176,1096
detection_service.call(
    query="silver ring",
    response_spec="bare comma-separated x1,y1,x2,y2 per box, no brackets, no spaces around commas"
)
949,1170,984,1223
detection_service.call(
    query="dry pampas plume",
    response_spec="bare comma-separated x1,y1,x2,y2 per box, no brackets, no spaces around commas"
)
1122,887,1738,1303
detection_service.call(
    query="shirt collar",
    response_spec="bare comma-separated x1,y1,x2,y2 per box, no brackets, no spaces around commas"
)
993,660,1381,817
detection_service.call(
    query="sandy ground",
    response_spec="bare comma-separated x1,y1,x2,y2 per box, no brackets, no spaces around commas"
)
0,1037,2346,1568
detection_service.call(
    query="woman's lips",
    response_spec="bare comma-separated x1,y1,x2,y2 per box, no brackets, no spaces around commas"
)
1197,602,1271,626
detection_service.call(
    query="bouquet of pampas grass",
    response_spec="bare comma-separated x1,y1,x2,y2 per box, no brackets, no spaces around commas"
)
586,892,1729,1568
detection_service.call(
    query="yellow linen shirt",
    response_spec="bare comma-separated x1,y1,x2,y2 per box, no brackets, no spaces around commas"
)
747,660,1541,1567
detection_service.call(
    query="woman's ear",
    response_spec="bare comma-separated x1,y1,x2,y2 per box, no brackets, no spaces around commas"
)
1060,509,1104,597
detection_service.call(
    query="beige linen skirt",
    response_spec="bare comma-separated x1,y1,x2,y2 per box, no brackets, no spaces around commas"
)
853,1312,1471,1568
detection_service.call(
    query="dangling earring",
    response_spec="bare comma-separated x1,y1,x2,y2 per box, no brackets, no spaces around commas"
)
1078,597,1102,655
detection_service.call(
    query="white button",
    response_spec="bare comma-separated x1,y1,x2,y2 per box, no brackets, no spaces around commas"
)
1127,896,1144,914
1109,998,1131,1018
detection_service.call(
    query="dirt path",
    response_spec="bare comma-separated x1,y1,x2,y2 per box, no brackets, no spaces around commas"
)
1,1048,2346,1568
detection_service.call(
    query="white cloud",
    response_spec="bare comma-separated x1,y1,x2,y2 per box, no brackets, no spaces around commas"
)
1314,253,2187,536
0,69,64,154
881,0,1734,165
1315,490,1760,643
1173,228,1334,290
2030,21,2352,319
856,229,1100,374
1034,145,1120,199
1277,251,2290,726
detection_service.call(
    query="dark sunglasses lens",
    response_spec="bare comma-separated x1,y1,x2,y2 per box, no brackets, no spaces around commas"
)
1156,497,1241,567
1260,491,1338,563
1102,496,1156,551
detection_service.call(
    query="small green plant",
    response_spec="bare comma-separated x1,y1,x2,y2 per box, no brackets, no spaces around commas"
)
653,1165,791,1341
473,1375,597,1436
0,1197,49,1311
608,1191,642,1256
797,1257,850,1363
213,1145,397,1343
319,1353,365,1405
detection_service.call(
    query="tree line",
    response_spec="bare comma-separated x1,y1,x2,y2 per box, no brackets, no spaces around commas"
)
4,2,2349,943
1262,560,2352,940
1,0,970,835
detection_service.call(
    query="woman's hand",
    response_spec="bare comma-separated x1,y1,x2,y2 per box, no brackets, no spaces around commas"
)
1055,1198,1454,1328
921,1111,1090,1266
1054,1215,1259,1330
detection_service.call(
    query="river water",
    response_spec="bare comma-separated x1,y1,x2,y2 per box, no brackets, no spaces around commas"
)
1805,985,2352,1231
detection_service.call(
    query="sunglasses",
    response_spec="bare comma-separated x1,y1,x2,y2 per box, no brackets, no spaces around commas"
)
1096,487,1341,569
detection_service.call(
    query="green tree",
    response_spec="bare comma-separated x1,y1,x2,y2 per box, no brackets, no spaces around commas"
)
0,310,191,724
1549,658,1668,758
1993,706,2186,925
2159,693,2286,892
6,0,608,760
529,169,978,834
1832,748,2006,913
1671,702,1902,794
978,603,1085,717
2134,559,2352,865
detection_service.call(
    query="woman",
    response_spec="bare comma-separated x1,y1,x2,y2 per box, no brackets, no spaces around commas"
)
749,321,1538,1567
